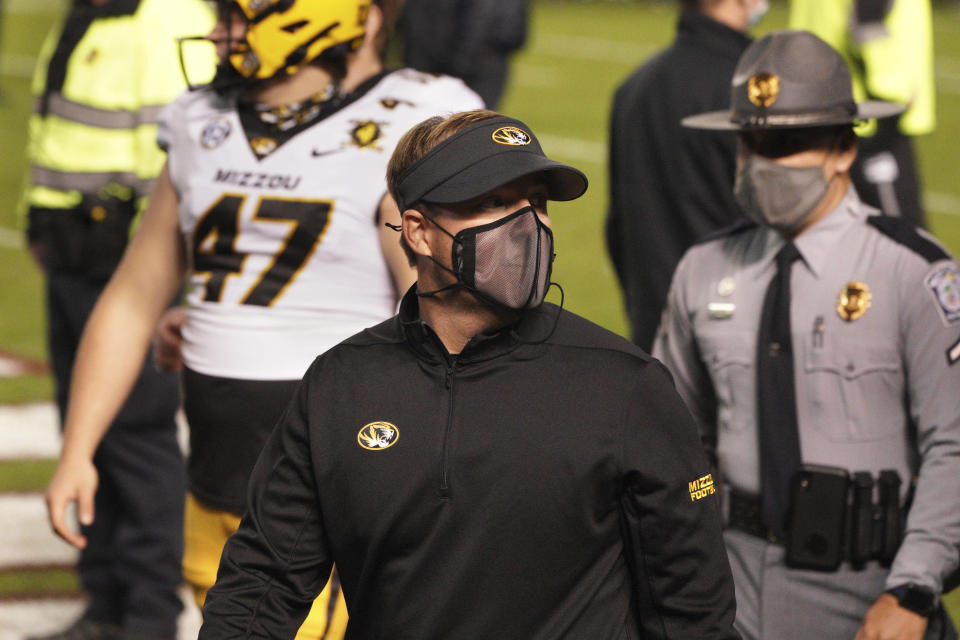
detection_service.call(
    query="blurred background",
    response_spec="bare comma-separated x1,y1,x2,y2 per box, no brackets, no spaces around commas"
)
0,0,958,623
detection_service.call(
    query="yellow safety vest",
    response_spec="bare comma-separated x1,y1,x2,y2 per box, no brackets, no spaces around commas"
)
789,0,935,137
22,0,214,218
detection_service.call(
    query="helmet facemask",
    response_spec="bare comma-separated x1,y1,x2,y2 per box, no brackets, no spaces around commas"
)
177,1,250,93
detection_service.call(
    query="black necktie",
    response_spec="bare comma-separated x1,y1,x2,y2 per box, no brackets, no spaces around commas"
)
757,242,802,538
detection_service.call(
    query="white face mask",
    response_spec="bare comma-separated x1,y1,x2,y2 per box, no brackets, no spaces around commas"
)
748,0,769,26
733,153,830,235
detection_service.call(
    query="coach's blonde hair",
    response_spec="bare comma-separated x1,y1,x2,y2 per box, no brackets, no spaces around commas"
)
386,109,503,264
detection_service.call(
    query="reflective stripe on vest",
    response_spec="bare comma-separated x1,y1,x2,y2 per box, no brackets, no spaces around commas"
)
31,166,154,197
34,93,167,130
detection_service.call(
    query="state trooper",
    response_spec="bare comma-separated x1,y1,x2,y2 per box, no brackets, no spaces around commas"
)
654,30,960,640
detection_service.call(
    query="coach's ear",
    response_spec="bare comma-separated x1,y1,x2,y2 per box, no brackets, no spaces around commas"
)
401,208,433,260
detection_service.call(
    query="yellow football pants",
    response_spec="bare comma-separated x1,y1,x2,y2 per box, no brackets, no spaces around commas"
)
184,493,348,639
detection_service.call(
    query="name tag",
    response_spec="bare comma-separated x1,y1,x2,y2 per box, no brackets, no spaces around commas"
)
708,302,735,320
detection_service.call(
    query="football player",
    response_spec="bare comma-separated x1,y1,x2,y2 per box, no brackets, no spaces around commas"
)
43,1,483,637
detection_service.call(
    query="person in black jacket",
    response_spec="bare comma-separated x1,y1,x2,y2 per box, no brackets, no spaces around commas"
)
199,110,740,639
398,0,528,107
606,0,763,352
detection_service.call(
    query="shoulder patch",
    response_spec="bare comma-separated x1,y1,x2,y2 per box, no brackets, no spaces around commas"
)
926,263,960,326
867,215,950,264
694,218,757,246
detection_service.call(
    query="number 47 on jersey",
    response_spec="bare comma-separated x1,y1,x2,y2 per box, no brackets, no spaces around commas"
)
192,194,333,307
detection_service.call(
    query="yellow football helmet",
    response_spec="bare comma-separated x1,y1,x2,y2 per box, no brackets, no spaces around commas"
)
229,0,372,81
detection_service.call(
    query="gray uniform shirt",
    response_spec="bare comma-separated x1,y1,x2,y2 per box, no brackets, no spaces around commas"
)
654,186,960,594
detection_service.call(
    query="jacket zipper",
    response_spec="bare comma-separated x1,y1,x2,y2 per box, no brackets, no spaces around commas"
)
439,361,456,498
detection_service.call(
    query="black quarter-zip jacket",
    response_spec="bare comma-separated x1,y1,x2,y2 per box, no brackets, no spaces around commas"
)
606,12,752,352
200,291,739,639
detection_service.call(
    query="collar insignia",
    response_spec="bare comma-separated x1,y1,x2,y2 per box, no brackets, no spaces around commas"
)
358,421,399,451
747,73,780,108
717,277,736,297
249,136,278,157
837,281,871,322
492,126,530,146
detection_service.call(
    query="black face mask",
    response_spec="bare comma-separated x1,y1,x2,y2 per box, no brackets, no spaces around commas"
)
418,204,555,311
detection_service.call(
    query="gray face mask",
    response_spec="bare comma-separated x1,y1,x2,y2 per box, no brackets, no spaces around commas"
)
748,0,769,26
734,153,830,235
418,205,554,311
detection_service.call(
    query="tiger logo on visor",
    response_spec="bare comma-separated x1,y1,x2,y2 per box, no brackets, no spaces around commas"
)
492,126,531,146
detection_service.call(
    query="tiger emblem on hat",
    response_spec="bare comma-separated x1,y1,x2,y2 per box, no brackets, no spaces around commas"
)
492,126,531,146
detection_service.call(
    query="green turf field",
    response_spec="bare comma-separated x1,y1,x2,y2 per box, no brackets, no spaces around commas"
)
2,0,960,616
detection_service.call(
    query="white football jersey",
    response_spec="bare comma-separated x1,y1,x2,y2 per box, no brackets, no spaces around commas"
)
158,70,483,380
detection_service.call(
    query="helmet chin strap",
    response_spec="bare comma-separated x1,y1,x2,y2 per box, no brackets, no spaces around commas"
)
210,60,252,95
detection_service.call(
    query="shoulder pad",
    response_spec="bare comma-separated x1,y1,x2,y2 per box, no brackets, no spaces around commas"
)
694,218,757,246
867,215,951,264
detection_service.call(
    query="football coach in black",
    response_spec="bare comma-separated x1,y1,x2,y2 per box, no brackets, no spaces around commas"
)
200,110,739,639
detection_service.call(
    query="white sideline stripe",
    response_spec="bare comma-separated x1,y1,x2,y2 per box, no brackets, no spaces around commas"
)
537,133,605,164
0,403,60,460
0,356,28,377
527,31,960,94
510,63,564,89
3,32,960,84
926,191,960,218
0,494,76,566
530,31,960,78
531,33,657,65
0,600,84,640
0,588,201,640
0,402,191,459
0,225,24,250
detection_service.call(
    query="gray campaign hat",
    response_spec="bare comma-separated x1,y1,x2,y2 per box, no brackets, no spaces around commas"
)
682,30,904,131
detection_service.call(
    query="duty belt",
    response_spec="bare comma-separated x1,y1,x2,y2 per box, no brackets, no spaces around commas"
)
727,489,784,545
726,469,905,571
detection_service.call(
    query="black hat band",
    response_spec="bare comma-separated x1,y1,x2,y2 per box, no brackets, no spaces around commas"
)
394,116,587,212
395,117,543,211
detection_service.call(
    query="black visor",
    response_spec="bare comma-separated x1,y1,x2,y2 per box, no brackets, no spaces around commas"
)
395,116,588,211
